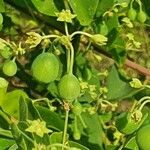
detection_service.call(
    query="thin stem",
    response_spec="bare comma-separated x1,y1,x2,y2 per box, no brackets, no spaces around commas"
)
63,0,70,10
130,0,134,9
137,96,150,105
65,22,69,37
68,43,74,74
139,99,150,111
0,110,11,124
42,35,60,39
66,48,71,74
62,105,70,150
78,114,87,128
18,129,34,144
70,31,92,39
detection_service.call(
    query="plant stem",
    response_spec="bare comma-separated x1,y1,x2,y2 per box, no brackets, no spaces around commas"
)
66,48,71,74
62,103,70,150
63,0,70,10
68,43,74,74
70,31,92,39
78,114,87,128
139,99,150,111
65,22,69,37
42,35,60,39
137,96,150,105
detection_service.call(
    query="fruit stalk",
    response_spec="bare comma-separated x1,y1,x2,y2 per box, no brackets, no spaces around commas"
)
62,103,70,150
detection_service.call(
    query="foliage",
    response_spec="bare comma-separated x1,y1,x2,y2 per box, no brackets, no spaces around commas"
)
0,0,150,150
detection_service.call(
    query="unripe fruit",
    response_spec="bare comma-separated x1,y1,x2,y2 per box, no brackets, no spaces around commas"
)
31,53,59,83
2,60,17,76
137,10,147,23
136,124,150,150
127,8,137,21
58,74,80,101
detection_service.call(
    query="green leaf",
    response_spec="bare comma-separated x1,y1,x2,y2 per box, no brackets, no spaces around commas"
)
19,96,28,121
125,137,139,150
1,90,28,117
50,132,63,144
69,0,99,26
31,0,63,16
0,128,13,138
25,98,42,120
82,112,104,150
106,65,140,100
69,141,90,150
96,0,114,17
10,123,27,150
0,138,15,150
0,0,5,12
35,106,64,131
0,77,8,106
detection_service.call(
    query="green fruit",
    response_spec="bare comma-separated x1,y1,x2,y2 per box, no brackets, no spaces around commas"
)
127,8,137,21
136,124,150,150
31,53,59,83
137,10,147,23
58,74,80,101
2,60,17,76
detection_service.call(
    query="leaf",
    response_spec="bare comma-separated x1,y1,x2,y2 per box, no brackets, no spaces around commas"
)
19,96,28,121
125,137,139,150
69,141,90,150
35,106,64,131
1,90,28,118
82,112,104,150
0,128,13,138
106,65,140,100
0,138,15,150
0,77,8,106
69,0,99,26
96,0,115,17
50,132,63,144
0,0,5,12
31,0,63,17
10,123,27,150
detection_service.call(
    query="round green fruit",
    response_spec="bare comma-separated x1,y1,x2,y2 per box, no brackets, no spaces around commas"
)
2,60,17,76
127,8,137,21
137,10,147,23
58,74,80,101
136,124,150,150
31,53,59,83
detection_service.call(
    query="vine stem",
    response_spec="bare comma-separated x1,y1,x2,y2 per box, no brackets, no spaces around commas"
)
66,48,71,74
78,114,87,128
42,35,60,39
139,99,150,111
65,22,69,37
62,103,70,150
68,43,74,74
70,31,92,39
